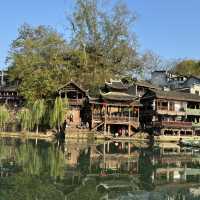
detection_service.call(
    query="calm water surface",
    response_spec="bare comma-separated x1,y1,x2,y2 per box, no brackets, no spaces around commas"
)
0,137,200,200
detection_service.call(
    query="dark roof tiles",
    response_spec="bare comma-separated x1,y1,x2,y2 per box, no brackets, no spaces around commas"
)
150,89,200,102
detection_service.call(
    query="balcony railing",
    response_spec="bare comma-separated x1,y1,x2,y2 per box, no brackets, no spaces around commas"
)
192,122,200,127
107,115,138,123
186,108,200,116
153,121,192,128
68,99,83,105
157,109,186,116
92,114,138,123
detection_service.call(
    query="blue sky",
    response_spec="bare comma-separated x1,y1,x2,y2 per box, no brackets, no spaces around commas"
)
1,0,200,69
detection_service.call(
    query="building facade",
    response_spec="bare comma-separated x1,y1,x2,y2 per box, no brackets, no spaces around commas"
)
140,89,200,137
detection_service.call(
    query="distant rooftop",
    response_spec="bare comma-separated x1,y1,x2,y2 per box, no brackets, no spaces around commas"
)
133,80,160,90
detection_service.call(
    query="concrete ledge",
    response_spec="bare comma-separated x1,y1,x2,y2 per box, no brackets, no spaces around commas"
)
66,131,94,139
0,131,55,141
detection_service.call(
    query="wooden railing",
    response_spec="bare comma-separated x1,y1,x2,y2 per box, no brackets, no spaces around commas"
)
93,114,138,123
186,108,200,116
157,109,186,116
157,106,169,110
107,116,138,123
153,121,192,128
157,106,185,112
68,99,83,105
192,122,200,127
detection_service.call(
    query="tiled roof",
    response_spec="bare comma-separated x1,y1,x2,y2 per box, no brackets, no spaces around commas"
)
150,89,200,102
134,80,160,89
105,80,128,90
100,91,137,101
58,80,87,93
0,85,18,92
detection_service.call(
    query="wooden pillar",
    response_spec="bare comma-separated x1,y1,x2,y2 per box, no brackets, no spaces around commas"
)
128,125,131,137
91,104,94,129
128,142,131,155
104,105,107,135
107,141,110,153
127,142,131,171
103,142,106,169
167,101,170,111
108,124,110,135
135,85,138,96
128,107,131,136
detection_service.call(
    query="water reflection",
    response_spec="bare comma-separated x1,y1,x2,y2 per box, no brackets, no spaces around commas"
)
0,138,200,199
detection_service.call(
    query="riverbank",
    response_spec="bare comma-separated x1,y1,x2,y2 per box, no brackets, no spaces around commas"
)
65,129,149,141
0,131,55,141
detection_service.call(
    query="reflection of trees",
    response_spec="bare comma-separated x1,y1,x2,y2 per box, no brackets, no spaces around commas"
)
12,140,65,179
0,138,67,200
0,174,66,200
77,147,91,174
138,150,155,191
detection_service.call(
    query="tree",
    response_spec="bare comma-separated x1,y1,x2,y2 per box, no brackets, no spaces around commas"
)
67,0,139,91
50,97,67,132
173,59,200,76
17,108,33,132
7,24,71,103
7,1,155,102
32,99,46,134
0,105,10,131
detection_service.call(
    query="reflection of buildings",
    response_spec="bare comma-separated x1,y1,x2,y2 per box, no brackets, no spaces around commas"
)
64,140,200,198
90,141,149,173
64,140,89,167
152,143,200,185
64,140,148,173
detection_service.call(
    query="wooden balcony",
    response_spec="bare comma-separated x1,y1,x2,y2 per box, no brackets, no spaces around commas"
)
92,114,139,125
107,116,139,124
68,99,84,106
186,108,200,116
153,121,192,128
157,109,186,116
192,122,200,127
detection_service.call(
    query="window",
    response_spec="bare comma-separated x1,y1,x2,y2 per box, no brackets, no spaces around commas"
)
195,91,199,96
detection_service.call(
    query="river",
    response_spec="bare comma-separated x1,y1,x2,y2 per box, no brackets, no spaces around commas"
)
0,137,200,200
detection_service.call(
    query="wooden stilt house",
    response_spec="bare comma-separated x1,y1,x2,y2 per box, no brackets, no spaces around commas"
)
58,81,88,127
90,80,140,136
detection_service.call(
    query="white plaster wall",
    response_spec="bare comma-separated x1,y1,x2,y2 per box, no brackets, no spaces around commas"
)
174,101,186,111
190,84,200,95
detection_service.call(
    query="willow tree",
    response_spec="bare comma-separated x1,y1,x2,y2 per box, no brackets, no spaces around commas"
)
32,99,46,134
17,108,33,132
0,105,10,132
50,97,65,133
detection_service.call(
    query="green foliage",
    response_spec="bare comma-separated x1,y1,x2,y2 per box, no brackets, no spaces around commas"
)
0,139,67,200
7,24,71,103
68,0,139,89
0,105,10,131
50,97,66,131
17,108,33,132
7,1,142,103
173,59,200,76
32,99,46,133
